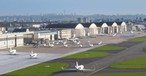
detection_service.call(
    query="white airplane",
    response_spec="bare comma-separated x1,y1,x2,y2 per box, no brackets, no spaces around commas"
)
63,44,68,47
130,30,134,34
9,48,16,55
88,41,93,47
98,41,103,45
62,61,94,72
79,44,83,47
89,43,94,47
112,33,117,37
76,41,80,44
39,43,47,47
30,51,38,58
73,40,77,44
48,43,54,47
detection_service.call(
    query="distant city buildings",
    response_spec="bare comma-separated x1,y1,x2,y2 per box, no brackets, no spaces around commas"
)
77,17,91,23
0,14,146,24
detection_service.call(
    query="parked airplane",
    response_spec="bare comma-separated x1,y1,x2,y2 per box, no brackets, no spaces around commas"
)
98,41,103,45
79,44,83,47
62,61,94,72
9,48,16,55
112,33,117,37
48,43,54,47
63,44,68,47
30,51,38,58
89,43,94,47
87,41,93,47
130,30,134,34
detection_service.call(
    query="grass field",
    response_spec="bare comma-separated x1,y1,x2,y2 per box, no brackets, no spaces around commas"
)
144,47,146,52
2,62,69,76
111,56,146,68
128,37,146,42
90,46,125,51
94,72,146,76
63,52,109,59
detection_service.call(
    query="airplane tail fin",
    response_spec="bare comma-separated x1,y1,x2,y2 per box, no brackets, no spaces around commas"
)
76,61,79,66
31,51,33,54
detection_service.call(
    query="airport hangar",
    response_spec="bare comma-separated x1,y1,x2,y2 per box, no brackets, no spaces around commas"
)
46,22,127,39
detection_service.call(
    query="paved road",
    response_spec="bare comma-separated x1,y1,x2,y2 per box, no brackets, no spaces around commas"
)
52,42,146,76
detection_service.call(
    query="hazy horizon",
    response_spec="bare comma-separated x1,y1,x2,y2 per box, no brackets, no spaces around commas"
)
0,0,146,16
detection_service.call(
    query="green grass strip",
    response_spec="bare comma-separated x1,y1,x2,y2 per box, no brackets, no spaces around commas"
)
111,56,146,69
91,46,125,51
94,72,146,76
144,47,146,52
63,52,109,59
128,37,146,42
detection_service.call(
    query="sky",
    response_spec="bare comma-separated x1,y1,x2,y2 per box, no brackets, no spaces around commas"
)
0,0,146,16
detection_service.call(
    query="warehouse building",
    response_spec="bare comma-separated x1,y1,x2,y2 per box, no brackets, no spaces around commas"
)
0,33,24,49
46,22,128,39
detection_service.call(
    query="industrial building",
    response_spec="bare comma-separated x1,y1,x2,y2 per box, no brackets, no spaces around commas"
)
0,21,129,49
46,22,128,39
0,33,24,49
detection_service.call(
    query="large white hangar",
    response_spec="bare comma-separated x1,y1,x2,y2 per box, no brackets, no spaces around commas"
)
82,23,98,36
94,22,109,34
106,22,119,34
117,22,127,33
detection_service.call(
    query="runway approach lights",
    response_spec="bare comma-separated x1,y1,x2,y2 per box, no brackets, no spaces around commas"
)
30,51,38,59
9,48,16,55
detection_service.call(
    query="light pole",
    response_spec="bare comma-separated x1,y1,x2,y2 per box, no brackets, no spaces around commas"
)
6,35,8,48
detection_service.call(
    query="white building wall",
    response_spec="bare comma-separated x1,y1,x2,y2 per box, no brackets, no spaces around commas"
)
0,33,24,49
17,38,24,46
0,41,7,49
51,34,54,40
32,24,41,28
33,32,57,41
60,29,72,39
